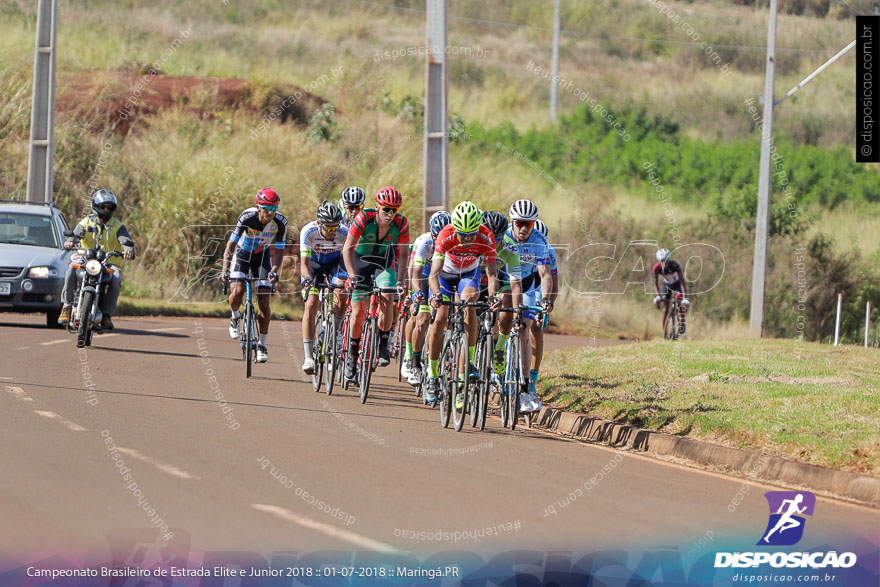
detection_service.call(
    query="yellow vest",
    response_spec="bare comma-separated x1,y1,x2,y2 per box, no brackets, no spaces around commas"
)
76,216,127,267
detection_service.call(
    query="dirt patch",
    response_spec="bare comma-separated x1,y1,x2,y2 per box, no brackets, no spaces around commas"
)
56,70,328,133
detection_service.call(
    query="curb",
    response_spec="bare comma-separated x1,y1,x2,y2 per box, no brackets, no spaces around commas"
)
532,407,880,508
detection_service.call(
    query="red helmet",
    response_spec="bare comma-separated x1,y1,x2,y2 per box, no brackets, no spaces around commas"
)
255,188,280,207
375,186,402,208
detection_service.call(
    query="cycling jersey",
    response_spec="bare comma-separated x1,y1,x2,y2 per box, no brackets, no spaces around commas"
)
652,260,683,285
409,231,435,280
433,224,496,274
530,242,558,284
496,234,522,282
230,207,289,254
348,209,410,270
299,221,349,263
505,226,549,277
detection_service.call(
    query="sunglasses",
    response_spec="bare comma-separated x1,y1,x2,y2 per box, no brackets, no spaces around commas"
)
514,220,534,229
97,204,115,211
378,206,398,215
347,205,363,212
260,205,279,212
457,230,478,239
321,224,340,232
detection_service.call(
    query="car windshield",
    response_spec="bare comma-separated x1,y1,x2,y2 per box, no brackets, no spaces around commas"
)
0,212,59,248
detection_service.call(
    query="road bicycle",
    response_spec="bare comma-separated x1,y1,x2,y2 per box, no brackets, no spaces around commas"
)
224,270,260,378
391,296,408,382
469,303,495,430
309,281,344,395
497,304,547,430
663,292,687,341
353,283,399,404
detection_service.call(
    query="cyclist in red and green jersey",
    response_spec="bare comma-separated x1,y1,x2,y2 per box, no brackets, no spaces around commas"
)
341,186,410,381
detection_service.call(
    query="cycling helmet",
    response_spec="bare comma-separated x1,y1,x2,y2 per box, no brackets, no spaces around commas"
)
451,201,482,233
656,248,671,263
317,200,343,224
90,189,118,221
509,199,539,221
340,186,366,207
429,210,451,238
481,211,508,239
255,188,280,207
535,219,549,238
375,186,402,208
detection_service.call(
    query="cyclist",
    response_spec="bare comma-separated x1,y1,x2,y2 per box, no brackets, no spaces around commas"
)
425,201,500,404
652,247,689,335
59,189,136,329
506,199,554,413
220,189,289,364
299,200,349,374
338,186,366,228
481,211,523,381
341,186,410,381
524,219,559,411
402,210,450,386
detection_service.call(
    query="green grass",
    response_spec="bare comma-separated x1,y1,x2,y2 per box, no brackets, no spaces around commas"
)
540,339,880,475
117,296,303,321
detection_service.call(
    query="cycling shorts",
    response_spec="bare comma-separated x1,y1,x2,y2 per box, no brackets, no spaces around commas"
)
304,257,348,296
661,280,683,299
351,253,396,302
230,250,273,290
436,267,481,301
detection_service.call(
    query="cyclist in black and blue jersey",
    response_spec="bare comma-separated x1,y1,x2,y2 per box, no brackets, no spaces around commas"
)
220,189,289,364
299,201,349,374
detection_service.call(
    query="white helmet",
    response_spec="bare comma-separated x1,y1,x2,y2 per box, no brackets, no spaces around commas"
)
509,199,539,221
535,219,549,237
656,248,671,263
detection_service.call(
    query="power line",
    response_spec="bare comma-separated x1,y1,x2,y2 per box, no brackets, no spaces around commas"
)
340,0,853,55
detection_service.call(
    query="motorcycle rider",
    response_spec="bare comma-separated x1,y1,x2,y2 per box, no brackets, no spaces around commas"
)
59,189,136,329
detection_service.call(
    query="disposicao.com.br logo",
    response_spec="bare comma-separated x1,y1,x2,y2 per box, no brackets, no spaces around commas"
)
714,491,858,570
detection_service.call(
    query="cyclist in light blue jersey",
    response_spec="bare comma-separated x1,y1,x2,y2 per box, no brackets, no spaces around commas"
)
506,199,554,413
526,219,559,410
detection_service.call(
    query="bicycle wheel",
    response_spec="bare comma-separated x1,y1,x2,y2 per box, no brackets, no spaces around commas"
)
396,308,407,382
451,330,469,432
245,302,255,378
438,334,453,428
477,331,492,431
311,307,324,393
506,335,522,430
75,291,94,349
324,312,337,395
663,304,677,340
339,310,351,389
469,332,485,428
359,317,376,404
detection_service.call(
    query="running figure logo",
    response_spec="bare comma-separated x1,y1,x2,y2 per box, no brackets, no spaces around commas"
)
758,491,816,546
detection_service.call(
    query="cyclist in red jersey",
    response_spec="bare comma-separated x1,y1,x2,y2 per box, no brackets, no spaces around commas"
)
341,187,410,381
424,201,500,403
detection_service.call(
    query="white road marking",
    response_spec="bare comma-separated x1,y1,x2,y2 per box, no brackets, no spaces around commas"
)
5,386,34,402
33,411,88,432
0,377,12,380
145,327,184,333
115,447,200,480
252,504,399,554
15,347,30,351
38,339,69,346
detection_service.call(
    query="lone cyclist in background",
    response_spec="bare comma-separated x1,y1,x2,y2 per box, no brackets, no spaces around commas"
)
59,189,136,329
299,201,349,374
220,189,289,363
652,247,689,335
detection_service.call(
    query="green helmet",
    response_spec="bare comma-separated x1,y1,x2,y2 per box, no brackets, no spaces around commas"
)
451,201,482,233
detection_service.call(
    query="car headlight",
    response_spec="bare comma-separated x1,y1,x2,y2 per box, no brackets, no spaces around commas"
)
84,259,102,276
28,266,57,278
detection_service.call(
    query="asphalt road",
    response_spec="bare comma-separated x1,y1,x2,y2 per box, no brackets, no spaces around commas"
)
1,313,877,567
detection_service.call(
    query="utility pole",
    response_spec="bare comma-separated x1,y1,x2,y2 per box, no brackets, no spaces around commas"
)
550,0,560,121
749,0,778,337
26,0,59,203
424,0,449,230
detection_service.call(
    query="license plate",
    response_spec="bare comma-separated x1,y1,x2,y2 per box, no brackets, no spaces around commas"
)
0,282,10,295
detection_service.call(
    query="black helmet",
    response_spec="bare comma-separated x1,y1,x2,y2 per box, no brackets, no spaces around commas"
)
481,210,508,239
91,189,118,221
317,200,343,224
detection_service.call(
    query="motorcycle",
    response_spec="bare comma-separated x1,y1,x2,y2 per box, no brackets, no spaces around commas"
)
64,230,134,348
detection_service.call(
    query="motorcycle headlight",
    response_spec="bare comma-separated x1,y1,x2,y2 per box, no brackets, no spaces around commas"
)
28,266,56,278
84,259,103,276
